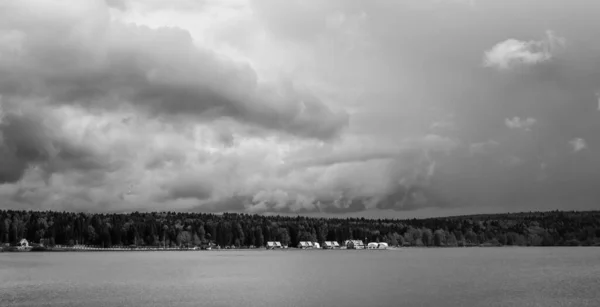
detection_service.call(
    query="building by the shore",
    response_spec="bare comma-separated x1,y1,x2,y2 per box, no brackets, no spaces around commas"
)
266,241,283,249
344,240,365,249
323,241,341,249
367,242,389,249
297,241,313,249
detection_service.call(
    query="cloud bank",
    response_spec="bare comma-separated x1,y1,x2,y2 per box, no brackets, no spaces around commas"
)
1,0,600,217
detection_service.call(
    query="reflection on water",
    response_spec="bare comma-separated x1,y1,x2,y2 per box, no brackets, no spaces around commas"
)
1,248,600,307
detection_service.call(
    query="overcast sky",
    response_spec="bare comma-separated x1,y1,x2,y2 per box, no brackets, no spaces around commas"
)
1,0,599,218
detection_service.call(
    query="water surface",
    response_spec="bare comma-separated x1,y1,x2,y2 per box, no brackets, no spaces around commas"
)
1,248,599,307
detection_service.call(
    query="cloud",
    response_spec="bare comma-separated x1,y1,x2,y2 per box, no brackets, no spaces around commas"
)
2,0,600,216
505,117,537,131
0,0,348,141
569,138,587,153
0,99,112,184
163,174,213,201
105,0,127,10
239,135,460,214
484,31,565,71
1,96,463,214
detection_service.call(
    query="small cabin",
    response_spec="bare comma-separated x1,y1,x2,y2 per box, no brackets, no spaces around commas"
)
313,242,321,249
377,242,389,249
367,242,379,249
267,241,283,249
344,240,365,249
323,241,341,249
297,241,313,249
323,241,335,249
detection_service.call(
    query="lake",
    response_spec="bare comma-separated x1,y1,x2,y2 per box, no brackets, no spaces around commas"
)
1,248,599,307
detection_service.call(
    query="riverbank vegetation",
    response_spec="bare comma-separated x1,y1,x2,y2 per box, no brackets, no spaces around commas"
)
1,210,600,248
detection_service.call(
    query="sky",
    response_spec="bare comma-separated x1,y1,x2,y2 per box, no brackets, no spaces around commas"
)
0,0,599,218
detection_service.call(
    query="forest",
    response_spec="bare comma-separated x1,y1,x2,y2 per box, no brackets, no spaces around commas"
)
2,209,600,248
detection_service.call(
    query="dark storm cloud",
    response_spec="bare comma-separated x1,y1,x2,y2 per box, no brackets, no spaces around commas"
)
0,3,348,141
0,102,111,184
163,174,214,201
205,181,461,215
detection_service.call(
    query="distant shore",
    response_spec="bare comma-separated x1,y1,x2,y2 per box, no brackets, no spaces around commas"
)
6,246,400,252
3,210,600,251
3,245,595,253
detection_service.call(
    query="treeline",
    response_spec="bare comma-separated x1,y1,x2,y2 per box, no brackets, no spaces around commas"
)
1,210,600,248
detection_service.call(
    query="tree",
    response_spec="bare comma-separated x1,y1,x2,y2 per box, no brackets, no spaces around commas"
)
433,229,446,247
86,225,97,244
422,228,433,246
254,228,264,247
193,232,202,246
197,225,206,243
446,232,458,247
279,228,291,247
465,230,478,245
405,227,422,246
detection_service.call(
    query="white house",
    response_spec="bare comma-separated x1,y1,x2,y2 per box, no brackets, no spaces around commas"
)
323,241,342,249
377,242,389,249
344,240,365,249
267,241,283,249
297,241,313,249
367,242,379,249
313,242,321,249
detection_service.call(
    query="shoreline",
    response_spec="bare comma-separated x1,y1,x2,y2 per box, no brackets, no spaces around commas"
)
2,245,596,253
